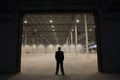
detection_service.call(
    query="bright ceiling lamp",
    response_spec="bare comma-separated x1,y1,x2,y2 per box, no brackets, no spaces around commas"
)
89,29,92,31
50,20,53,23
34,29,37,32
76,20,79,23
24,20,27,23
53,29,55,31
51,25,54,28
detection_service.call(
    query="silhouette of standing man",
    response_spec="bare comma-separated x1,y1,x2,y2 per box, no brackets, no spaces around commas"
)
55,47,65,75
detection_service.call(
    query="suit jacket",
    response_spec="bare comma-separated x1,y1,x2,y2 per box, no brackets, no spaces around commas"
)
55,51,64,62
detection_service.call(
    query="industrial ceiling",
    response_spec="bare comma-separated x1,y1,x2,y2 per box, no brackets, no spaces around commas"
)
22,13,96,46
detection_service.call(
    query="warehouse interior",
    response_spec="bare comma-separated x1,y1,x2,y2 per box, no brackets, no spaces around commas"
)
21,13,97,55
20,13,98,78
1,0,120,80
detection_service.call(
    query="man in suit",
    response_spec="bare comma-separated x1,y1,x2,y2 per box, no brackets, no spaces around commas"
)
55,47,65,75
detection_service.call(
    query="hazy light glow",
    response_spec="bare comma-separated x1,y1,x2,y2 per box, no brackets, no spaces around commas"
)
39,44,44,48
48,44,54,48
76,20,79,23
63,44,67,48
56,44,61,48
33,45,36,48
34,29,37,32
24,21,27,23
51,25,54,28
70,44,75,47
89,29,92,31
77,44,82,48
25,45,29,48
50,20,53,23
53,29,55,31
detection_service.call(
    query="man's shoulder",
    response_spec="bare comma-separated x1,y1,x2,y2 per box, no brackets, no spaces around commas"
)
56,51,64,53
56,51,59,54
61,51,64,53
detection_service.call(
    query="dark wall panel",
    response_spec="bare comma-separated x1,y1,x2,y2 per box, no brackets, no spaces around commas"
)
20,0,98,11
0,13,20,74
98,11,120,72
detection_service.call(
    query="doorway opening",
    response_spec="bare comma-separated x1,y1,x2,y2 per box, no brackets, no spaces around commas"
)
21,13,98,76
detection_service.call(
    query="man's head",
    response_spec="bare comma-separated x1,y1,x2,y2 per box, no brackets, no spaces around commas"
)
58,47,61,51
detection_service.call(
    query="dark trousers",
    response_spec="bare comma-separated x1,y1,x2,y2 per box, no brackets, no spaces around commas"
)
56,61,64,74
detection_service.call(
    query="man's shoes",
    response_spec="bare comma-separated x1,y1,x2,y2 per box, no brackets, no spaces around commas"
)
55,73,58,75
55,73,65,76
62,73,65,75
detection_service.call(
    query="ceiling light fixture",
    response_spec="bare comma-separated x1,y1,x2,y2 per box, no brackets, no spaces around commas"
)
34,29,37,32
72,29,74,31
50,20,53,23
51,25,54,28
24,21,27,23
89,29,92,31
76,20,79,23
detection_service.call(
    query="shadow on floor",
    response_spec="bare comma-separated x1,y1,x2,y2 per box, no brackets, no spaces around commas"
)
81,72,120,80
57,75,71,80
0,74,15,80
1,72,120,80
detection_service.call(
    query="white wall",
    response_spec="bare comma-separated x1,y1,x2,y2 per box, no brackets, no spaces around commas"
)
21,44,85,55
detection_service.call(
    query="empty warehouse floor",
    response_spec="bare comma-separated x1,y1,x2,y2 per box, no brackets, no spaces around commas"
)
1,54,120,80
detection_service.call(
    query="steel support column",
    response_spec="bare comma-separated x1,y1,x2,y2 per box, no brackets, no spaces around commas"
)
71,32,73,45
75,25,78,54
84,14,89,59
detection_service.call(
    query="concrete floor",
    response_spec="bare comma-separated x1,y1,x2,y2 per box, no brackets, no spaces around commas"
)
1,53,120,80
